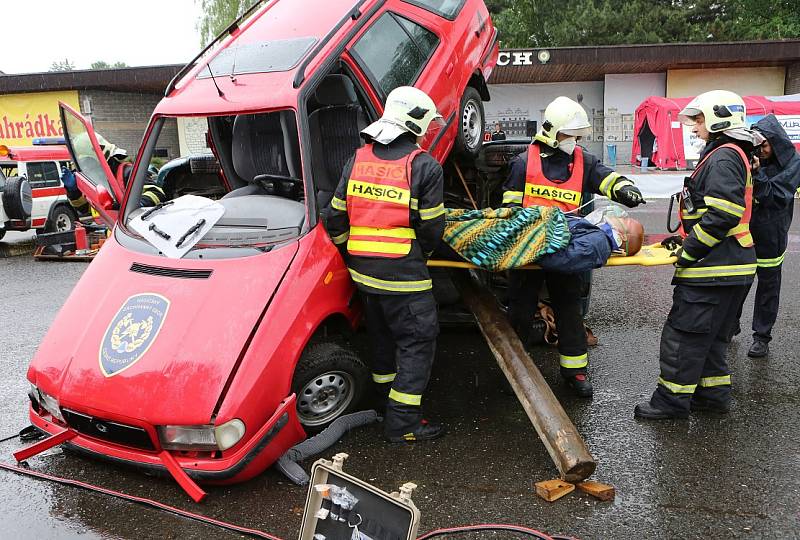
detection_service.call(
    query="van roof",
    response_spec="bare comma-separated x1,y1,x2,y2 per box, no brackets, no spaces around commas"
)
157,0,368,116
0,145,71,162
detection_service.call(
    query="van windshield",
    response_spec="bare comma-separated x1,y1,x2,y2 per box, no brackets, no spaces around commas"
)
122,110,305,256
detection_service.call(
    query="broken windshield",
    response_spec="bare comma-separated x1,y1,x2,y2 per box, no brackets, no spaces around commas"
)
121,110,306,257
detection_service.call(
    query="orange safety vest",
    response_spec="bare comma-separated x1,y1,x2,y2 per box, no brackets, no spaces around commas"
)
346,145,422,258
523,146,584,211
680,143,753,247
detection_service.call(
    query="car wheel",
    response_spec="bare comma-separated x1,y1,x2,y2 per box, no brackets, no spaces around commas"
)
0,229,5,241
291,340,369,431
45,204,78,233
454,87,485,159
1,177,33,220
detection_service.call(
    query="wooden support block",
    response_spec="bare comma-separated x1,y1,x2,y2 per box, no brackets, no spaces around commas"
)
577,480,615,501
535,479,575,502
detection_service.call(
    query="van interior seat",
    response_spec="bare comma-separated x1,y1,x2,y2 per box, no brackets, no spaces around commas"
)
225,112,301,199
308,74,368,211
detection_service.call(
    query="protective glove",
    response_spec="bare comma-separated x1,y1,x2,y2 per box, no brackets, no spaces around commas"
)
61,167,77,192
616,184,646,207
660,235,683,251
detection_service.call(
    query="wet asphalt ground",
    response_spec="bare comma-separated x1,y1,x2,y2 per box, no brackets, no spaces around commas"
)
1,199,799,539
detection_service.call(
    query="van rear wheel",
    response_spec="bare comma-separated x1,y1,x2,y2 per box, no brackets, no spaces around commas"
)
291,340,368,431
45,204,78,233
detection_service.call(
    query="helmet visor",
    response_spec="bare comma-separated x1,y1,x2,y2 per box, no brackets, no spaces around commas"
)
678,106,702,126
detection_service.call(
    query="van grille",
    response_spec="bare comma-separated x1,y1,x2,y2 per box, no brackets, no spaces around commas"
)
130,263,212,279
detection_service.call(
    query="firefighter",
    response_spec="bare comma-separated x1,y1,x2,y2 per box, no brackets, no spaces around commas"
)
63,133,165,212
502,96,645,397
733,115,800,358
325,86,446,443
635,90,760,420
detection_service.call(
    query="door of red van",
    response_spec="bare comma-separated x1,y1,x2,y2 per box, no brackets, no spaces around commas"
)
59,102,125,227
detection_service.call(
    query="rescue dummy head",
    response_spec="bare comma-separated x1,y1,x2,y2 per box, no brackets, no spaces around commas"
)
584,205,644,256
605,215,644,256
361,86,444,145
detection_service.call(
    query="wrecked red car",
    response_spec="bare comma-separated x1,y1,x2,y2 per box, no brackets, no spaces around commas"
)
23,0,498,498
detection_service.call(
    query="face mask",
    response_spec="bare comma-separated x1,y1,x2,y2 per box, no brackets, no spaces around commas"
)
558,137,577,155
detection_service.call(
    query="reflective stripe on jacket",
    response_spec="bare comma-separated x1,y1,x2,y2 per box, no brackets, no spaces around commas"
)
675,140,756,285
522,146,584,211
345,146,421,258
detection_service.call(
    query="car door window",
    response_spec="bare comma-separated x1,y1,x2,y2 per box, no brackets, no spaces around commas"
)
351,12,439,97
401,0,465,19
62,111,119,202
25,162,61,188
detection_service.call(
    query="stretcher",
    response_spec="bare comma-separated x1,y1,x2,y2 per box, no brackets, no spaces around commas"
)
428,241,678,270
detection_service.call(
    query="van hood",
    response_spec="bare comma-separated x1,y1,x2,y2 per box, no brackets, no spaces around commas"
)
29,238,298,426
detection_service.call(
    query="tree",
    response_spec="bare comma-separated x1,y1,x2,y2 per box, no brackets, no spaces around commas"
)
492,0,800,48
50,58,75,72
197,0,246,47
91,61,129,69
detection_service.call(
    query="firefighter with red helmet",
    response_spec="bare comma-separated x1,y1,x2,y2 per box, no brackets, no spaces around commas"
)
326,86,446,442
502,96,644,398
635,90,760,419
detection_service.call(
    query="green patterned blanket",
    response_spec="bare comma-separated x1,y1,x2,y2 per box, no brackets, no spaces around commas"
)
443,207,571,271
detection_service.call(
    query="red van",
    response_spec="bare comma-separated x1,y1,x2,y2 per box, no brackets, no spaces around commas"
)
25,0,497,498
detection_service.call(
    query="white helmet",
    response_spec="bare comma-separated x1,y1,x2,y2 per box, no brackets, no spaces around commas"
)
361,86,443,145
535,96,592,148
678,90,746,133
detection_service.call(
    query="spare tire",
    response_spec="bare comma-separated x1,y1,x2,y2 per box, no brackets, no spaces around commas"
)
2,176,33,220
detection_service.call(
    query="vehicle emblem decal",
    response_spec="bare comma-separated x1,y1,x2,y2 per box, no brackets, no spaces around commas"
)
99,293,170,377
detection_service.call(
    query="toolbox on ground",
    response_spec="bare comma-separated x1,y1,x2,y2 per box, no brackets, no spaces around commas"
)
299,453,420,540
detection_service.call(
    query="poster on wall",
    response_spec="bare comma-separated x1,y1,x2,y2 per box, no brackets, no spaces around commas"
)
0,91,80,146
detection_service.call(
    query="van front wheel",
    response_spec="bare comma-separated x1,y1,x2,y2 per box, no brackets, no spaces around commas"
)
291,340,368,431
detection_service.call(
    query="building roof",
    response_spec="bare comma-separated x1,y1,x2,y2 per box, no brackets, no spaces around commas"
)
488,40,800,84
0,64,182,95
1,40,799,95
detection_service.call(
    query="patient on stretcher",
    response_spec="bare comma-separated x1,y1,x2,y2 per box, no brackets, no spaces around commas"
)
435,205,644,273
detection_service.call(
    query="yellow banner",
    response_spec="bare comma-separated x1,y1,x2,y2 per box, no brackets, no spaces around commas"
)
0,91,80,146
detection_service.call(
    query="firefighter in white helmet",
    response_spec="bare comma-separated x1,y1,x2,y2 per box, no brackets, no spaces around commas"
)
636,90,762,419
326,86,446,442
502,96,645,398
62,132,165,213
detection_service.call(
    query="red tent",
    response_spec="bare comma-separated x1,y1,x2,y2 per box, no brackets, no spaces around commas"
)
632,95,800,169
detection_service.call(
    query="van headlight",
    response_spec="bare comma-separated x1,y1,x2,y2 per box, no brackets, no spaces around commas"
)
157,419,245,451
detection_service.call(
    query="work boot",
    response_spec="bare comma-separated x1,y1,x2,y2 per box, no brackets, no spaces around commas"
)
747,340,769,358
385,420,445,443
633,402,689,420
565,373,593,398
690,397,730,414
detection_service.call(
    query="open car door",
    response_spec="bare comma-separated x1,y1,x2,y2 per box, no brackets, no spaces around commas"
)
59,102,125,227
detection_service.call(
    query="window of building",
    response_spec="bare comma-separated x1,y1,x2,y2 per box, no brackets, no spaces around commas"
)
352,12,439,97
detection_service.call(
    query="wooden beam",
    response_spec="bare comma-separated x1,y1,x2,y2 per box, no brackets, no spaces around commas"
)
451,270,596,482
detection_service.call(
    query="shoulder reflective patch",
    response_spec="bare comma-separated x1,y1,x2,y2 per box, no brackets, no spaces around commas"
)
99,293,170,377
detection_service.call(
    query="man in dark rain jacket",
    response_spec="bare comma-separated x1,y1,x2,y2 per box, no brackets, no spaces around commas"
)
326,86,446,443
636,90,761,420
735,115,800,357
502,96,645,397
